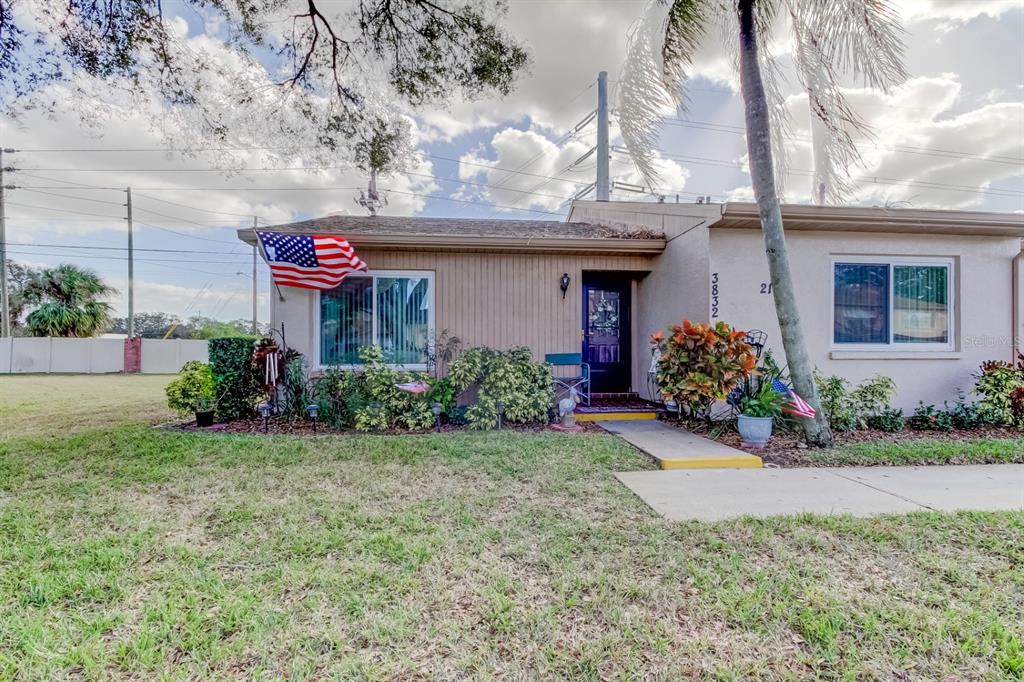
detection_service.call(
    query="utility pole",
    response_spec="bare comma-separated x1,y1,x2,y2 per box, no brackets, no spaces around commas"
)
596,71,610,201
251,216,258,334
0,148,12,338
125,187,134,338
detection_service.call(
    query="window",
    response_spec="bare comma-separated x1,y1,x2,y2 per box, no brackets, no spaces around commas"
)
832,258,952,349
318,271,434,366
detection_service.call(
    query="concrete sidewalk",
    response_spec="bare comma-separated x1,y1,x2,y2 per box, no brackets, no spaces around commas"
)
616,464,1024,521
598,419,762,469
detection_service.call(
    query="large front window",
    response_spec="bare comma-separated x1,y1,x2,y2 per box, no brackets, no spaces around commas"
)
833,258,953,348
319,272,433,366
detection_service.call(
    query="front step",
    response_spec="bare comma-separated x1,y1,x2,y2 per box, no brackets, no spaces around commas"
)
575,410,658,423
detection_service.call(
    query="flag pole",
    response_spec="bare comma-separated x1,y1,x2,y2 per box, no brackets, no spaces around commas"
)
253,229,286,302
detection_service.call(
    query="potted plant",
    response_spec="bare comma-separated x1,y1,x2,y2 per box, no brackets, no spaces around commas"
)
194,396,216,427
165,361,217,427
737,381,785,448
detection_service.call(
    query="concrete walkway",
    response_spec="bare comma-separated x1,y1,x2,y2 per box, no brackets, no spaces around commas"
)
598,419,762,469
616,464,1024,521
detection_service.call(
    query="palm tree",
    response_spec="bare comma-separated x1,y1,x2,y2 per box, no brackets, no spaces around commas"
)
24,264,117,337
618,0,905,446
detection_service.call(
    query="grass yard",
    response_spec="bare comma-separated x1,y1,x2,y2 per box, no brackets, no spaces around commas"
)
809,437,1024,467
1,376,1022,679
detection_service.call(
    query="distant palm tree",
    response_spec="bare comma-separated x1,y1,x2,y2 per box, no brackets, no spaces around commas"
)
618,0,905,446
24,264,117,337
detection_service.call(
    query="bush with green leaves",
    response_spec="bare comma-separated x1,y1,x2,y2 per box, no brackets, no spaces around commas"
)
909,402,954,432
313,368,370,429
866,408,905,432
973,361,1022,426
353,345,435,432
164,361,215,416
814,372,897,431
448,346,553,429
208,337,262,421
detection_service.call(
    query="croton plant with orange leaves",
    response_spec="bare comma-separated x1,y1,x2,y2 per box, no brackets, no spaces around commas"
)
651,320,757,416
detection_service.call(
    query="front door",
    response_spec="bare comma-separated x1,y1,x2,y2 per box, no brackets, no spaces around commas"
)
583,275,631,393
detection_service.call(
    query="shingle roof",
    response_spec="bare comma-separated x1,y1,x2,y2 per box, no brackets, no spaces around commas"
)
253,215,664,240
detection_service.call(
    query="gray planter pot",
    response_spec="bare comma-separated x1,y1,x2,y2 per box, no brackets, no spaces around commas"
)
737,415,773,448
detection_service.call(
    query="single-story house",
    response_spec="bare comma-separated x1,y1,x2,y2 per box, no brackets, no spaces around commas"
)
238,201,1024,410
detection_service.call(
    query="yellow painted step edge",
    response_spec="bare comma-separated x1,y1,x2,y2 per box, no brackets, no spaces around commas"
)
575,411,658,422
659,455,763,470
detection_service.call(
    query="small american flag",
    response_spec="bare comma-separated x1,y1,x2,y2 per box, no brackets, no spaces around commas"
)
770,377,816,419
257,231,367,290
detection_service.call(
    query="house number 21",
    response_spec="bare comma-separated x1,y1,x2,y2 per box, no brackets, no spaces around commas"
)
759,282,773,295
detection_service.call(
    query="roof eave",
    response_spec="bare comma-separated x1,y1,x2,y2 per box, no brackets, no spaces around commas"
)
236,228,666,255
714,202,1024,237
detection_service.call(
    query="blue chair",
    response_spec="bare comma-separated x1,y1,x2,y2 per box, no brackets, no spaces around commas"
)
545,353,591,406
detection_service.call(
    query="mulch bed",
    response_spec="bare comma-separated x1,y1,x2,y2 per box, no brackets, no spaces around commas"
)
169,417,604,436
670,419,1023,467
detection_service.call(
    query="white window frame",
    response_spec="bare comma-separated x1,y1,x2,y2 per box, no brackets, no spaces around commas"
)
829,255,955,352
314,269,435,370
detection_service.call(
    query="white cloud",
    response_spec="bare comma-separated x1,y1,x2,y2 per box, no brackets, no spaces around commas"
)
777,74,1024,209
457,125,690,212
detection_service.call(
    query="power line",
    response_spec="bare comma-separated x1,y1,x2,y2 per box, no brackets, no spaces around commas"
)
7,241,246,255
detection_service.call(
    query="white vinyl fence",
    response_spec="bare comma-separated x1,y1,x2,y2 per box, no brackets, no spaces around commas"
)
0,337,208,374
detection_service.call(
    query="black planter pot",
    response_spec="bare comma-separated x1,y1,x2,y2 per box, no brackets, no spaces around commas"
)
195,410,215,427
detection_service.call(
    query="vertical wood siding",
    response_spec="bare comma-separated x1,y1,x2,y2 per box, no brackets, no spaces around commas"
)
356,249,654,361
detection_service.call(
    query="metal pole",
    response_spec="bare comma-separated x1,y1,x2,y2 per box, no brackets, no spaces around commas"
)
251,216,258,334
0,148,10,337
596,71,610,201
125,187,134,338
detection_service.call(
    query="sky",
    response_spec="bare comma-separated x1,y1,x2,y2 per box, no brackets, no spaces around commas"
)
1,0,1022,325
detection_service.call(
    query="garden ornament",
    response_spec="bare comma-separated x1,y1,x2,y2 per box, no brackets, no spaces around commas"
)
558,387,580,427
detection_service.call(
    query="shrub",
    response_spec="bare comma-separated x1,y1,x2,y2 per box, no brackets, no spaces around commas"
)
1010,386,1024,426
814,372,859,432
944,390,1001,430
209,337,262,421
353,346,435,432
850,375,896,424
814,372,897,431
651,320,756,417
908,402,954,432
866,408,905,432
314,368,369,429
426,377,457,415
973,361,1022,426
164,361,215,416
448,346,553,429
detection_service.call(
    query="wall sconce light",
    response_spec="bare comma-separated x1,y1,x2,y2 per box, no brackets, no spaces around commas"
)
559,273,570,299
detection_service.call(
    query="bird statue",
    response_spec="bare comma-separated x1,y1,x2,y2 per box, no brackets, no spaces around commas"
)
558,387,580,428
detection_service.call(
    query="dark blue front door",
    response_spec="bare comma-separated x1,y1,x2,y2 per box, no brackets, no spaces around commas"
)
582,275,631,393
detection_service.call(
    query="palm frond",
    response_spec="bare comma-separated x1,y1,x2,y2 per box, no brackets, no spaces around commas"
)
803,0,907,91
786,0,906,203
617,0,677,186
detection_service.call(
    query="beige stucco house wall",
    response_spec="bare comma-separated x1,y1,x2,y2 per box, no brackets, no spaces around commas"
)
570,200,1024,410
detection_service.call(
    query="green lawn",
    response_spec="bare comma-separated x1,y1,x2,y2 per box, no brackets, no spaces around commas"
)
1,376,1022,679
811,436,1024,467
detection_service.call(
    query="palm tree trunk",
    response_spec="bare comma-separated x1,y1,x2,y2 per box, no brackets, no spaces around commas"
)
737,0,833,446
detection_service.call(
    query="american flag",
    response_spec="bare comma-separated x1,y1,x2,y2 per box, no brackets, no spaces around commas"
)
770,377,816,419
257,231,367,290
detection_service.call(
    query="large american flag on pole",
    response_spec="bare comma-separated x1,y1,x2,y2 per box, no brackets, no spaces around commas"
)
257,231,367,290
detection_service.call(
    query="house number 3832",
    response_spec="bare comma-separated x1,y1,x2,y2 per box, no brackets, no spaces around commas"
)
711,272,720,318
